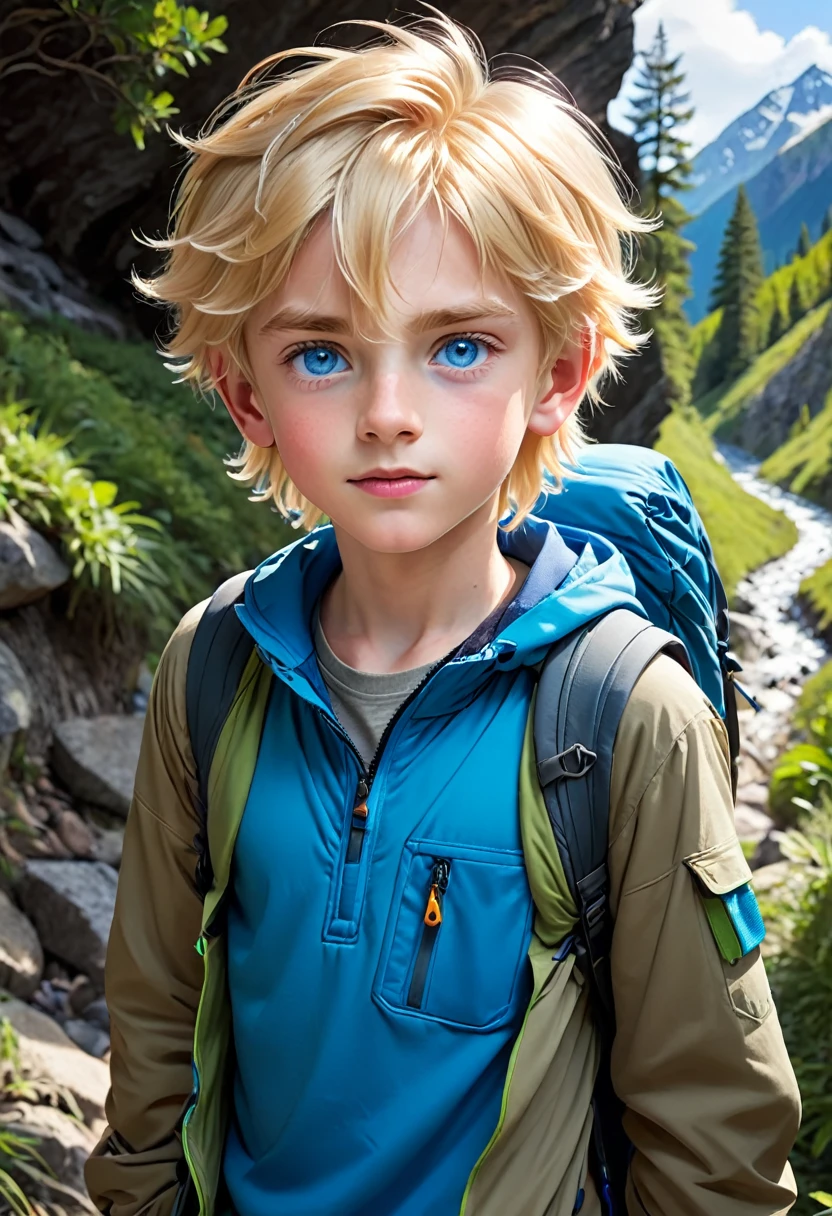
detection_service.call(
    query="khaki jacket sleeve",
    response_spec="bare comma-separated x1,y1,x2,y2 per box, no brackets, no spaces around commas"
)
608,654,801,1216
85,602,209,1216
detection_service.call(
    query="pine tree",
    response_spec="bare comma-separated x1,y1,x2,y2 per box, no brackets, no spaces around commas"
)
797,221,813,259
767,298,787,347
788,270,808,326
822,204,832,237
711,185,764,380
626,22,695,406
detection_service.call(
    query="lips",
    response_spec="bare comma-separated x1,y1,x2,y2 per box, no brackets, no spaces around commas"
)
350,468,432,482
348,469,435,499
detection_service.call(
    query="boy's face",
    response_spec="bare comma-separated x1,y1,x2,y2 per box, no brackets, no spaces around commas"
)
212,203,588,554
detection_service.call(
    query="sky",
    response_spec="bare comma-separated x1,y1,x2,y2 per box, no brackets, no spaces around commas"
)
608,0,832,155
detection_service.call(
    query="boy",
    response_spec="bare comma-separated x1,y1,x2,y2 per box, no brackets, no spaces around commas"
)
86,9,800,1216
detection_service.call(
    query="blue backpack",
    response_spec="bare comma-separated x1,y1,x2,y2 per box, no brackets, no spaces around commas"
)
185,444,746,1214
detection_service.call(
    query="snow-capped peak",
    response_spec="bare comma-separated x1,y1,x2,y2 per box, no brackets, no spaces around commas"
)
686,65,832,216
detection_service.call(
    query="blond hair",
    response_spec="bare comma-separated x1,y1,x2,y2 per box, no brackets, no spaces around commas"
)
134,5,658,530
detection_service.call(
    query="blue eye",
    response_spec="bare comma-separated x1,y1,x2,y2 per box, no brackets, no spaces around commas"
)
433,337,489,370
291,346,349,378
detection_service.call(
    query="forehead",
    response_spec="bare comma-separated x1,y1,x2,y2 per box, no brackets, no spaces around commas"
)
248,204,522,335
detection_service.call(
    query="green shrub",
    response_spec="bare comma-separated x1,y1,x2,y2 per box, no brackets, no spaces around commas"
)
765,800,832,1211
770,690,832,824
0,308,295,637
0,399,170,618
654,408,798,599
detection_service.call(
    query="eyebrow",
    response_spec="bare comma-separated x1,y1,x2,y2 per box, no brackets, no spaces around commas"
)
257,298,518,337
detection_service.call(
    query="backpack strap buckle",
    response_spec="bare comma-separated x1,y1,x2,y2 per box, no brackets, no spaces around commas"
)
538,741,597,785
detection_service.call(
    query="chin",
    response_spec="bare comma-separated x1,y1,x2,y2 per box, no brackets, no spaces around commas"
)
334,511,461,555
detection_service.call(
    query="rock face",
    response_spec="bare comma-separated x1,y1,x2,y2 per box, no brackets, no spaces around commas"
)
0,508,71,610
0,639,32,772
0,890,43,999
0,994,109,1127
52,715,143,816
0,593,144,762
0,0,640,328
738,303,832,458
585,330,671,447
17,860,118,991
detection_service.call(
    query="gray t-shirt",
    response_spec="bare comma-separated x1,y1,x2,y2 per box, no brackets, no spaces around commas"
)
314,612,434,768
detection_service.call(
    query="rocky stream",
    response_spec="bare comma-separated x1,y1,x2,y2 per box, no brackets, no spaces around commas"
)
719,444,832,863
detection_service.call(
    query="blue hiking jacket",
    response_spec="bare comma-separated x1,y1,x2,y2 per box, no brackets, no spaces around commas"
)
223,515,643,1216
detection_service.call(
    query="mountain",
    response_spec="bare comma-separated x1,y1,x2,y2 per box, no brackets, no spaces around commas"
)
685,114,832,323
685,65,832,219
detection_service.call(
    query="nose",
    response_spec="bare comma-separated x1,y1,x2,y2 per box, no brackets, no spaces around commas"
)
356,371,423,445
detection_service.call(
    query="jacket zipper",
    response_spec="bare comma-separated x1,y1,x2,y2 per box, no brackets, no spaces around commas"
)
322,646,459,869
407,858,451,1009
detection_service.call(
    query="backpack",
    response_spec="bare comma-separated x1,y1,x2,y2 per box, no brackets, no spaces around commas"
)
184,444,745,1214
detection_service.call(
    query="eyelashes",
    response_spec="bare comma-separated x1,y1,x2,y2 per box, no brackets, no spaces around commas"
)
279,331,504,389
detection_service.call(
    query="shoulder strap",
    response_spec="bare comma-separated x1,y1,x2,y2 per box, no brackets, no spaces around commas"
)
186,570,255,898
533,606,689,1213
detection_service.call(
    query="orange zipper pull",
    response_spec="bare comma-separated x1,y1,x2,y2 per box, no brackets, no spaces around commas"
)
425,884,442,926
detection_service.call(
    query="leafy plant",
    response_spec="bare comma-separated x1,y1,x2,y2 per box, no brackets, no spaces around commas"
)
770,694,832,823
0,0,228,149
0,397,171,619
765,801,832,1210
0,1018,57,1216
0,307,295,649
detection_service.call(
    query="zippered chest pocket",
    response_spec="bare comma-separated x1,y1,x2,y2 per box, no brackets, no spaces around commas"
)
373,839,534,1031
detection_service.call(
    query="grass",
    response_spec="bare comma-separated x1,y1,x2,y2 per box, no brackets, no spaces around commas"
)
801,560,832,642
655,409,798,600
761,386,832,511
693,300,832,439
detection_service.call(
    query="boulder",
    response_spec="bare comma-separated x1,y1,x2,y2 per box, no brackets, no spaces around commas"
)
728,611,767,661
52,715,143,816
17,861,117,991
55,810,97,859
0,995,109,1127
0,890,43,1000
0,1101,98,1213
63,1018,110,1060
0,509,70,610
0,641,32,771
733,802,775,842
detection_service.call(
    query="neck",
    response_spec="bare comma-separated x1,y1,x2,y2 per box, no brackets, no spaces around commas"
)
319,502,527,674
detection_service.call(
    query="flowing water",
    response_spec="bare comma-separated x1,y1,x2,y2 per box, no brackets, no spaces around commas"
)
716,444,832,842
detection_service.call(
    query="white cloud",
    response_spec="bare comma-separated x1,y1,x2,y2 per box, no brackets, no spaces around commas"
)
607,0,832,154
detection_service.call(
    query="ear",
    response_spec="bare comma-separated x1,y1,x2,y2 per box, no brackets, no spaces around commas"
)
206,347,275,448
527,325,599,438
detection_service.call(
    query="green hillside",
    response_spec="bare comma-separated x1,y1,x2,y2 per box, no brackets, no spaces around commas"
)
655,410,798,598
695,300,832,441
761,384,832,509
801,558,832,641
692,226,832,407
